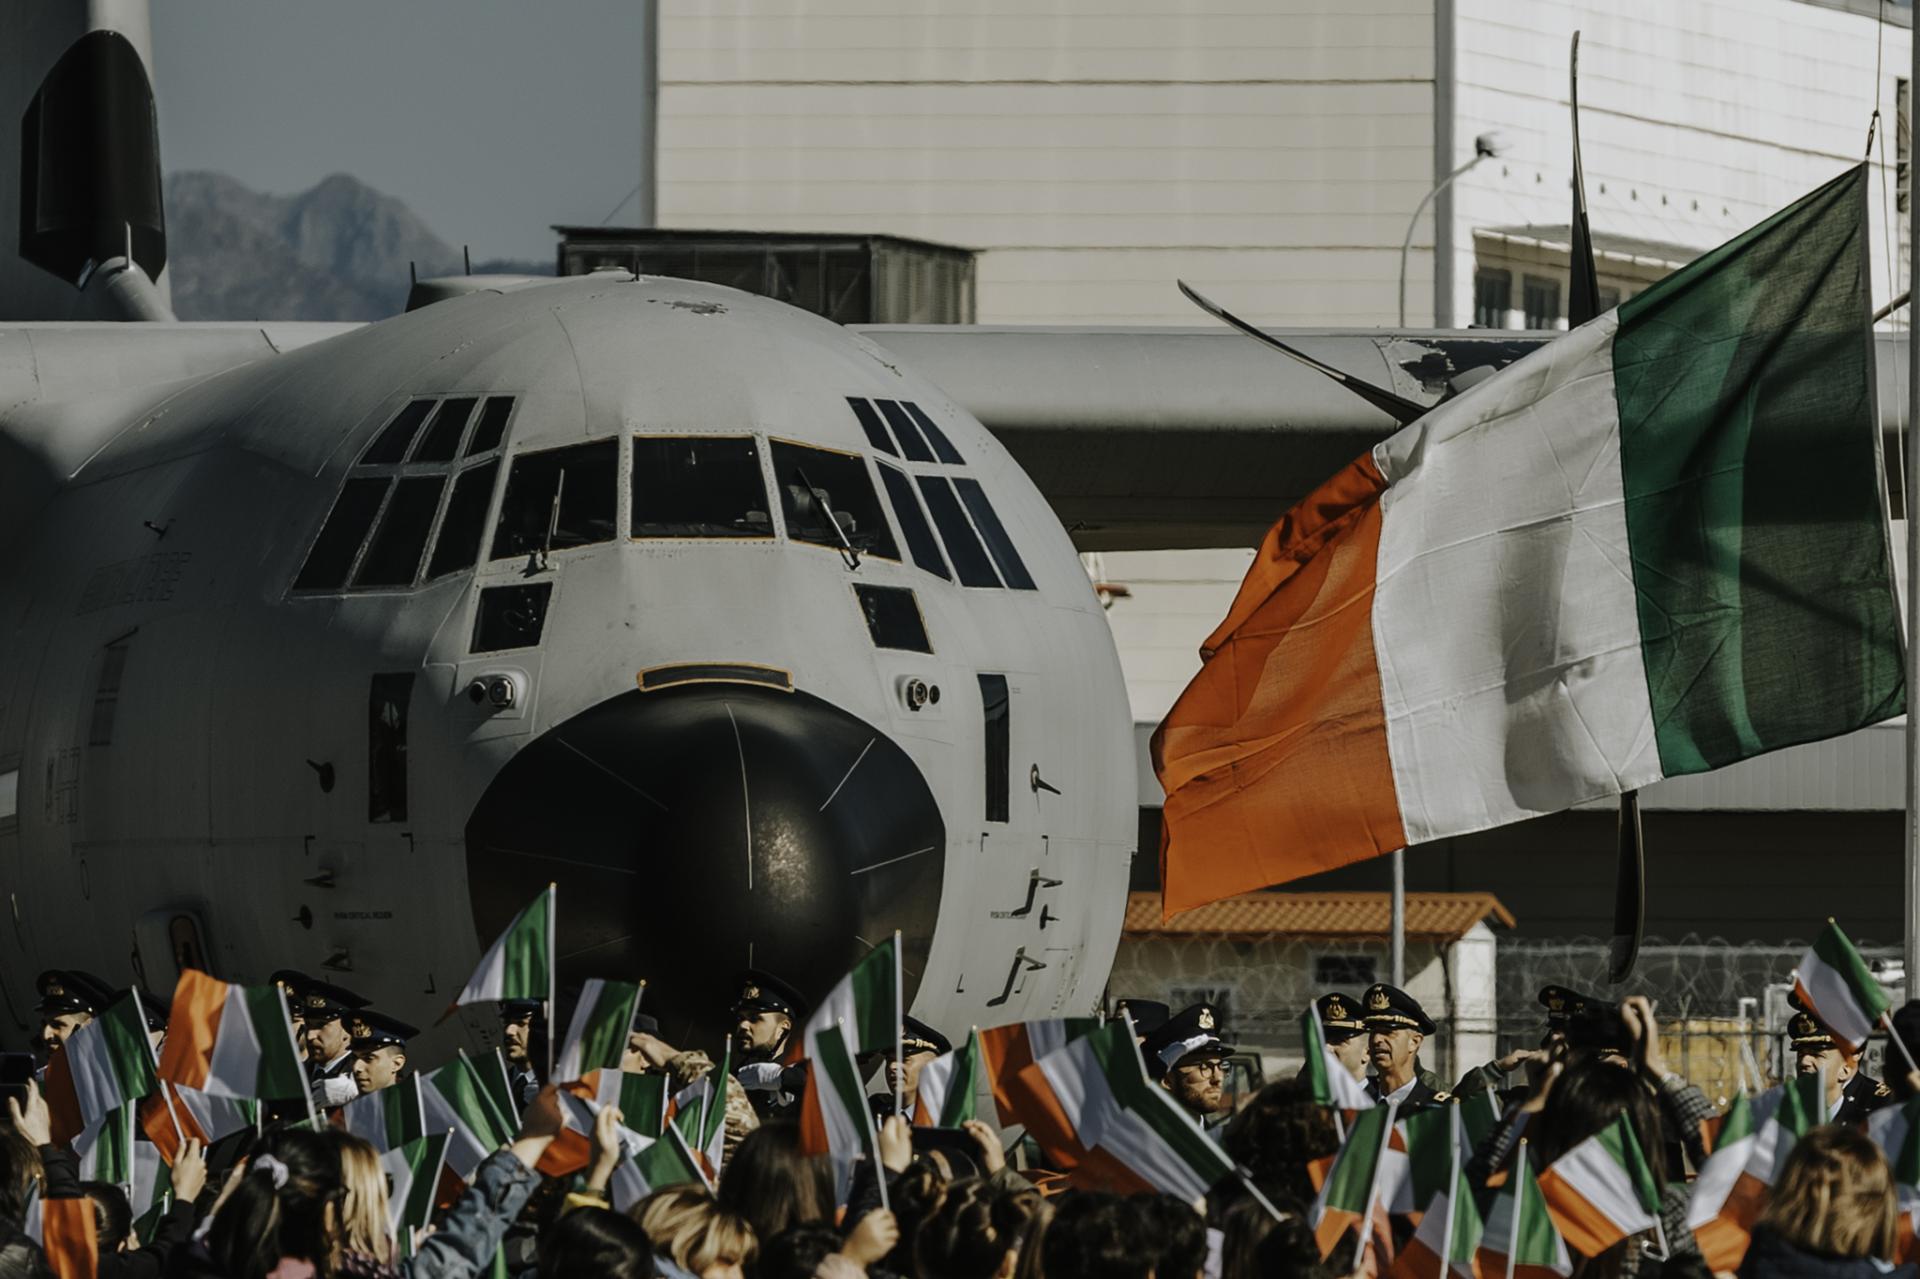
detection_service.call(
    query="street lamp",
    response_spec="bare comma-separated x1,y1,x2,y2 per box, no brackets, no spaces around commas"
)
1398,132,1506,327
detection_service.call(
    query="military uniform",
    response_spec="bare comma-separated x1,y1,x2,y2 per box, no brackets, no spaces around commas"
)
1296,992,1370,1096
291,978,371,1109
1360,984,1450,1107
1787,1009,1890,1125
731,970,807,1119
1141,1003,1235,1130
1456,985,1597,1106
346,1010,418,1097
33,970,113,1069
870,1015,952,1120
498,999,545,1110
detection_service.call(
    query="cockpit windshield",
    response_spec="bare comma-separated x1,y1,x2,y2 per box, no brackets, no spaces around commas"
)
489,439,619,560
632,436,773,538
769,440,899,561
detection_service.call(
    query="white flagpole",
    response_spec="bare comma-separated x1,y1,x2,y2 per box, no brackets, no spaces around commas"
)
1437,1103,1460,1279
892,931,904,1120
545,883,558,1085
1506,1137,1527,1279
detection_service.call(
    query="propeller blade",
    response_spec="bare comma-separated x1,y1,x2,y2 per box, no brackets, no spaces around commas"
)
1176,279,1430,426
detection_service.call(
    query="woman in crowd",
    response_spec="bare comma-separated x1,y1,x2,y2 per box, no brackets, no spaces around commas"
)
326,1132,396,1276
631,1185,755,1279
1740,1126,1918,1279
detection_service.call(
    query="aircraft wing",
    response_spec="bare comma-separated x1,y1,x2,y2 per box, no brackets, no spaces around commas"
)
859,325,1910,551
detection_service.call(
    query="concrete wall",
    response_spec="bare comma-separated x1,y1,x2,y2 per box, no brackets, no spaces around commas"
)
657,0,1440,324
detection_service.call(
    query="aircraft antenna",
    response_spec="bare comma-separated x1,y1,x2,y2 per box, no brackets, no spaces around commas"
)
537,469,566,570
464,245,472,275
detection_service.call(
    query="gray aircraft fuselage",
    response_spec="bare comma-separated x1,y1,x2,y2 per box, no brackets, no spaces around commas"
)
0,273,1136,1048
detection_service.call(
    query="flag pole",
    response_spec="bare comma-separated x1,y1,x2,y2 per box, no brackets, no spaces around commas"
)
279,984,320,1131
1907,12,1920,1016
1390,850,1406,987
892,931,904,1120
546,883,558,1085
1507,1138,1527,1279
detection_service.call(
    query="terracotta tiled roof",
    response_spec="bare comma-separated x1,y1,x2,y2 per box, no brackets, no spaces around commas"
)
1124,891,1515,942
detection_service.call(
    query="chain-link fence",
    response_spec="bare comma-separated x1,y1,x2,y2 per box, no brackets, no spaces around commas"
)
1107,931,1906,1105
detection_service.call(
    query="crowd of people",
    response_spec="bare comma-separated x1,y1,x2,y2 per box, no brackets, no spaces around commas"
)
2,962,1918,1279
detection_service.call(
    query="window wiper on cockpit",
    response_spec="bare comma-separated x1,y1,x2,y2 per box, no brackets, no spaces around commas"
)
795,465,860,570
531,468,566,572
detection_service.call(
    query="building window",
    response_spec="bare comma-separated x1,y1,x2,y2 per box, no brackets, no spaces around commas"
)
368,674,413,823
1315,955,1377,988
1473,269,1511,328
1522,275,1562,330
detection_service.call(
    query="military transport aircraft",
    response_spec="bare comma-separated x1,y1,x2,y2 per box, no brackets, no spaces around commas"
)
2,3,1901,1050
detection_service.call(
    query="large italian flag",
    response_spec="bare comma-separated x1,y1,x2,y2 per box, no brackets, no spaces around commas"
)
1153,164,1901,909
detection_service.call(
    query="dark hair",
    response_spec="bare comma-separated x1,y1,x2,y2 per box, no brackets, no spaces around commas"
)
203,1127,344,1279
881,1160,947,1275
1040,1192,1152,1279
536,1207,653,1279
755,1224,844,1279
76,1181,132,1252
1218,1196,1329,1279
1134,1194,1206,1279
916,1178,1044,1279
1220,1078,1341,1204
0,1128,40,1229
1527,1059,1667,1192
717,1122,833,1242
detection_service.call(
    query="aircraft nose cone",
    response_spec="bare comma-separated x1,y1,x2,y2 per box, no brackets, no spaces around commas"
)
464,683,945,1043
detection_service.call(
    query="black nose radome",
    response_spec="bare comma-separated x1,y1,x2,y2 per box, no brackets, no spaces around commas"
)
465,683,945,1044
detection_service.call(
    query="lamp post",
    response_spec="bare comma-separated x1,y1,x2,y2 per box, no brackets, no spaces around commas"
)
1398,132,1505,327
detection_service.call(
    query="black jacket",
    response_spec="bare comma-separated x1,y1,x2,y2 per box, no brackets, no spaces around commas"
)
39,1143,197,1278
1833,1073,1894,1127
1738,1227,1917,1279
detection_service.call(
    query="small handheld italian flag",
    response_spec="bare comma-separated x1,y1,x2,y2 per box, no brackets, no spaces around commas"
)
1311,1101,1397,1256
423,1052,519,1182
1535,1113,1664,1259
44,990,159,1148
798,936,901,1204
23,1185,99,1279
554,979,644,1082
1477,1144,1572,1279
1300,1004,1374,1114
155,970,309,1114
913,1029,980,1128
538,1070,672,1176
455,885,556,1009
1793,919,1891,1054
338,1076,427,1153
609,1123,709,1212
672,1041,731,1181
382,1132,451,1261
1390,1109,1484,1279
138,1081,255,1166
1687,1089,1766,1272
980,1017,1100,1169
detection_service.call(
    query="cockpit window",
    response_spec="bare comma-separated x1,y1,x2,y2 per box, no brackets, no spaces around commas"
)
632,436,773,538
877,400,937,463
489,439,619,560
465,397,515,456
876,462,950,580
410,397,477,463
953,478,1035,590
905,402,965,464
355,475,446,587
769,441,899,561
427,460,500,579
916,476,1000,587
294,477,390,590
847,399,898,457
359,400,434,465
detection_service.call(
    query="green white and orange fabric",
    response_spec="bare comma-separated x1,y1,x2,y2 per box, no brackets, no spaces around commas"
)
797,938,900,1201
155,969,308,1106
1687,1089,1764,1271
980,1018,1100,1169
43,990,159,1147
539,1070,671,1177
1011,1018,1236,1199
22,1187,98,1279
1311,1101,1398,1255
1536,1114,1664,1258
339,1077,427,1154
1153,165,1901,911
1381,1104,1458,1219
423,1053,520,1181
138,1081,255,1166
382,1132,450,1261
672,1043,730,1181
1391,1111,1485,1279
1477,1151,1572,1279
1868,1095,1920,1261
1300,1005,1375,1114
455,885,554,1008
914,1029,981,1127
1794,920,1891,1052
609,1125,709,1212
554,979,644,1082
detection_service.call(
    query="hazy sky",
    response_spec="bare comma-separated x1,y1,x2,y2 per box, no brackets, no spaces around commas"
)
153,2,651,262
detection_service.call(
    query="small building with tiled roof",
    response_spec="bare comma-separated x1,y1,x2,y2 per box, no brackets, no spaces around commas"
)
1107,889,1515,1085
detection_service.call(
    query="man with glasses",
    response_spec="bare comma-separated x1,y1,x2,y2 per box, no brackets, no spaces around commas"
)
1140,1003,1235,1129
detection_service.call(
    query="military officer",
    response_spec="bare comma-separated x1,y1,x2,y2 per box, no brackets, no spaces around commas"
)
1789,1006,1889,1124
348,1011,418,1097
33,970,113,1063
287,978,372,1109
730,971,807,1118
871,1015,951,1120
500,999,545,1110
1456,985,1591,1103
1361,983,1450,1106
1141,1003,1235,1129
1114,998,1171,1044
1315,992,1370,1086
